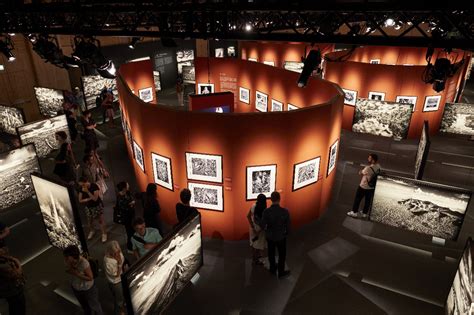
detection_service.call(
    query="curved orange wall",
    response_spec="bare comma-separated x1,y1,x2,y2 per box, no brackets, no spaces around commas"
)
119,58,344,240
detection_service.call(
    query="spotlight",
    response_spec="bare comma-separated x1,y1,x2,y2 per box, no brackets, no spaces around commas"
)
27,34,37,43
128,37,140,49
97,60,116,79
72,36,116,78
245,24,252,31
0,37,15,62
8,33,15,36
385,18,395,27
297,49,321,88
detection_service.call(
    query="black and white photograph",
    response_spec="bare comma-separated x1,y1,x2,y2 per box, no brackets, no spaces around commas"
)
17,115,70,158
246,164,277,200
341,88,357,106
81,75,117,109
255,91,268,112
123,214,203,315
396,96,418,112
369,59,381,64
292,157,320,191
34,87,65,117
151,153,173,191
239,87,250,104
287,104,299,111
0,104,24,135
31,173,86,252
153,71,162,92
263,61,275,66
189,182,223,211
422,95,442,112
133,140,145,173
182,66,195,84
414,121,430,180
283,61,304,73
176,49,194,73
138,87,153,103
125,121,132,146
0,144,40,210
446,238,473,315
215,48,224,58
248,58,257,62
227,46,236,57
327,139,339,177
185,152,223,183
440,102,474,136
368,91,386,101
369,175,471,241
197,83,214,95
352,98,413,140
271,99,283,112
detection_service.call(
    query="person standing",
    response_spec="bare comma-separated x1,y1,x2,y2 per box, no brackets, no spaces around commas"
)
81,110,99,155
65,110,79,143
261,191,291,278
101,92,115,127
247,193,267,265
115,182,136,252
78,176,107,243
73,87,86,113
347,153,381,219
131,217,162,259
53,131,77,185
103,241,127,315
175,188,198,224
176,75,184,106
142,183,163,235
63,245,103,315
0,254,25,315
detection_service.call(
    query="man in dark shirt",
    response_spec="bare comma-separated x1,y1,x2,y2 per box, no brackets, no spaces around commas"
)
176,189,199,224
261,191,290,278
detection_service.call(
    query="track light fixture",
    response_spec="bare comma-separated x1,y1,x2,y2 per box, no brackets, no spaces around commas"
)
0,36,15,62
72,36,116,78
297,49,321,88
31,34,77,68
423,48,464,92
128,37,140,49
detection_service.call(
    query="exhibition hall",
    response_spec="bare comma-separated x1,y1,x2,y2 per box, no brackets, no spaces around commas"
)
0,2,474,315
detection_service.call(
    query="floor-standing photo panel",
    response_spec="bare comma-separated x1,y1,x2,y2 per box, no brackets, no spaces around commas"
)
414,121,430,180
246,164,277,200
0,104,25,135
440,102,474,136
151,152,173,191
34,87,65,117
292,157,321,191
122,213,203,315
185,152,223,183
81,75,118,109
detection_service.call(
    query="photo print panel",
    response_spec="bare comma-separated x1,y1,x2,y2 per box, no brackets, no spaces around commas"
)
153,71,161,92
368,91,386,101
239,87,250,104
17,114,70,158
327,139,339,177
255,91,268,112
271,99,283,112
31,173,86,252
122,213,203,315
396,96,418,112
287,104,299,111
185,152,223,183
151,153,173,191
0,144,41,210
215,48,224,58
414,121,430,180
138,87,153,103
445,238,474,315
440,102,474,136
0,104,25,135
197,83,214,95
34,87,65,118
352,98,413,140
246,164,277,200
182,66,195,84
81,75,118,109
188,182,223,211
369,175,471,241
263,61,275,66
133,141,145,173
341,88,357,106
227,46,236,57
292,157,321,191
423,95,442,112
283,61,304,73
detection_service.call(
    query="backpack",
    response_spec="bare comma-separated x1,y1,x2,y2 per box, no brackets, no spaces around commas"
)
367,167,380,188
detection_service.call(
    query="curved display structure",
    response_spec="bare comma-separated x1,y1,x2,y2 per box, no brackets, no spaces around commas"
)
118,58,344,240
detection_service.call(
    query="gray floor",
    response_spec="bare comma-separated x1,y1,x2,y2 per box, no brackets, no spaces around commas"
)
1,96,474,314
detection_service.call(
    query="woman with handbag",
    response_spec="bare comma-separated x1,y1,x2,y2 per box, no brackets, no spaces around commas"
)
103,241,127,315
0,254,26,315
78,176,107,243
115,182,135,252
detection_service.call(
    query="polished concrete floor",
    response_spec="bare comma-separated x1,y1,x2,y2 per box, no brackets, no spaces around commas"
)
1,91,474,314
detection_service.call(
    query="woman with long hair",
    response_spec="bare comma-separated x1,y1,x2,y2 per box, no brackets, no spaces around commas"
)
142,183,163,235
103,241,127,315
247,193,267,265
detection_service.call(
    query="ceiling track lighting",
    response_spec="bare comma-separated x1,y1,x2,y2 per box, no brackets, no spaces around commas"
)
30,34,77,69
297,49,322,88
72,36,116,78
423,48,464,92
0,36,15,62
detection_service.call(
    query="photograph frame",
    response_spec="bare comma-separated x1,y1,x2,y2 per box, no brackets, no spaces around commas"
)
197,83,215,95
396,95,418,112
422,95,442,112
239,87,250,104
368,91,386,101
369,59,381,64
188,182,224,212
151,152,174,191
342,88,357,106
0,104,25,135
138,87,153,103
263,60,275,66
133,140,145,173
271,99,283,112
255,91,268,112
215,48,224,58
283,61,304,73
326,139,340,177
185,152,223,184
287,104,299,111
246,164,277,200
292,157,321,191
248,57,258,62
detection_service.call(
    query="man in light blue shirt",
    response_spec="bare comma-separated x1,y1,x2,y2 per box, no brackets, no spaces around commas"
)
131,217,162,259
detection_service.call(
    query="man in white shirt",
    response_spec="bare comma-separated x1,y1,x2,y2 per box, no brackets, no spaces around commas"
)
347,153,381,219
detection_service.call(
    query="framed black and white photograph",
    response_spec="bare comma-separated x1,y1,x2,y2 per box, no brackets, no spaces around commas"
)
31,173,87,252
133,140,145,173
189,182,223,211
182,66,195,84
0,104,25,135
0,144,41,210
440,102,474,136
125,121,132,146
34,87,65,118
255,91,268,112
283,61,304,73
422,95,442,112
396,96,418,112
239,87,250,104
271,99,283,112
352,98,413,140
151,153,173,191
185,152,223,183
176,49,194,74
414,121,430,180
215,48,224,58
263,61,275,66
292,157,320,191
138,87,153,103
327,139,339,177
369,174,471,241
246,164,277,200
81,75,117,109
153,71,161,92
369,59,381,64
248,57,257,62
368,91,386,101
287,104,299,111
122,213,203,315
341,88,357,106
227,46,236,57
197,83,214,95
17,115,70,158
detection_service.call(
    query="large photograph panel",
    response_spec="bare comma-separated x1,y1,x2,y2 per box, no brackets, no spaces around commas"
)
440,103,474,136
414,121,430,180
370,175,471,241
34,87,65,117
81,75,117,109
123,214,203,315
0,144,41,210
0,104,25,135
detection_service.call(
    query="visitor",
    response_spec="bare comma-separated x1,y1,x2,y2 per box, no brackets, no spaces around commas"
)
115,181,136,252
176,75,184,106
347,153,381,219
82,152,108,198
0,221,10,254
63,245,103,315
78,176,107,243
101,92,115,126
175,188,198,224
261,191,291,278
131,217,162,259
100,85,110,124
247,193,267,265
73,87,86,113
81,110,99,155
142,183,163,235
0,253,26,315
65,109,78,143
103,241,127,315
53,131,77,185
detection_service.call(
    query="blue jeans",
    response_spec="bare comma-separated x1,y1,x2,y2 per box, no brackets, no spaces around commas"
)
72,283,103,315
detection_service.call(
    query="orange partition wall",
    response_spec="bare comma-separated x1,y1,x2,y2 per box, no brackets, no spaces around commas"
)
118,59,344,240
119,59,156,104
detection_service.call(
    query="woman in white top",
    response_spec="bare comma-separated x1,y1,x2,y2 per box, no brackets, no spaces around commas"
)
104,241,126,315
246,193,267,265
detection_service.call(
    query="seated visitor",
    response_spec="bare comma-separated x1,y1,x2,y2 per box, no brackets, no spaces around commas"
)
131,217,162,259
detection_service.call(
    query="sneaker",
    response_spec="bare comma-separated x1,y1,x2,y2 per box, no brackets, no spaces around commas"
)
347,211,359,218
361,213,368,219
101,233,107,243
87,231,95,240
278,270,291,279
